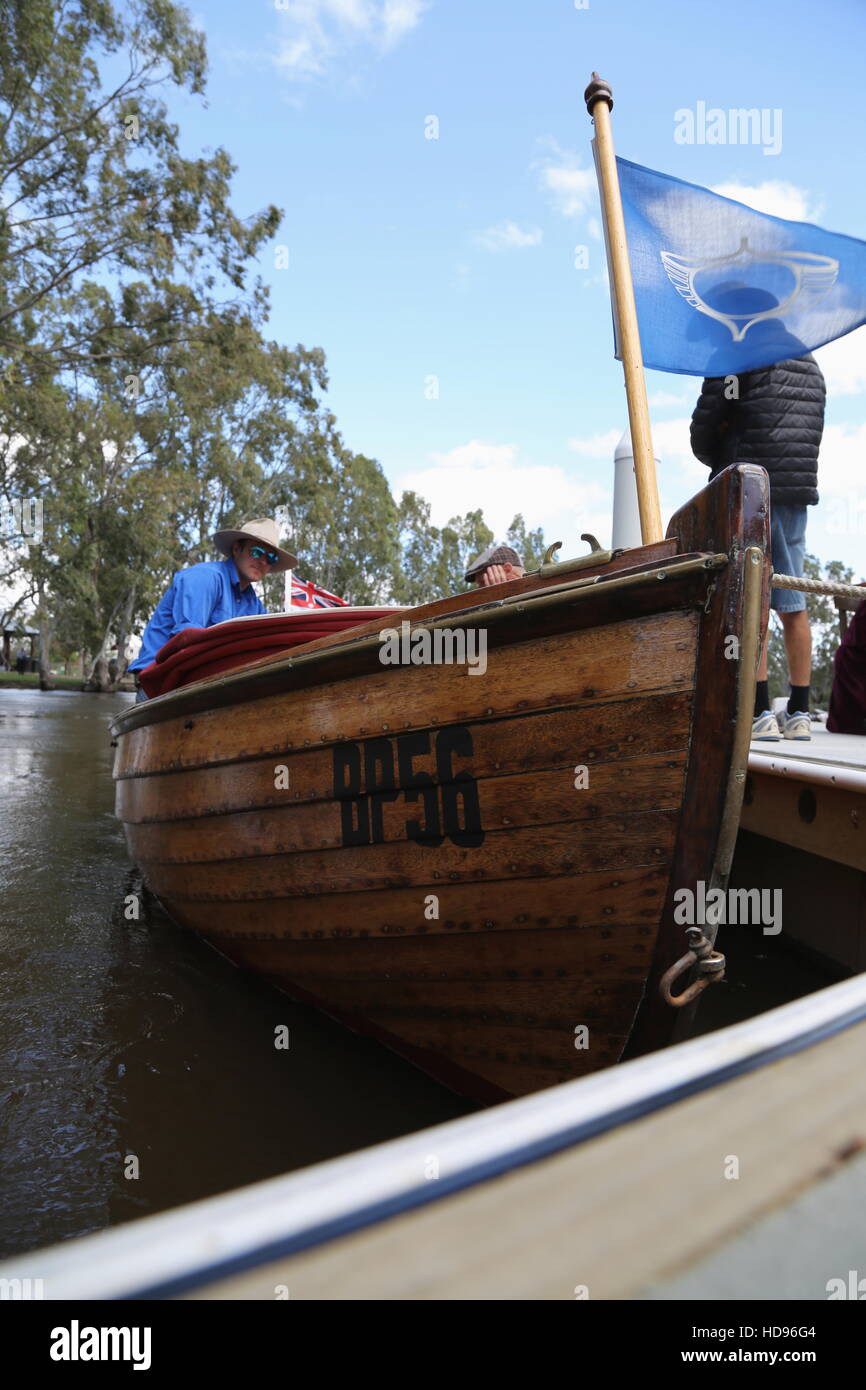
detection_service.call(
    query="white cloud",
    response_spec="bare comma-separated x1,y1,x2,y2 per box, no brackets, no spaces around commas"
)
567,428,621,458
649,417,707,502
394,439,613,545
381,0,428,47
473,221,543,252
274,0,428,78
276,34,329,77
710,180,822,223
534,137,596,220
803,421,866,572
396,419,866,573
649,390,691,408
817,420,866,498
567,416,707,531
328,0,374,28
815,327,866,396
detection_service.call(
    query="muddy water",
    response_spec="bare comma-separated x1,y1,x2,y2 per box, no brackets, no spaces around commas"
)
0,690,471,1260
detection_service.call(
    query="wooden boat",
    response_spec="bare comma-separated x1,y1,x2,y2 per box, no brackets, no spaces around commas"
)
110,463,770,1102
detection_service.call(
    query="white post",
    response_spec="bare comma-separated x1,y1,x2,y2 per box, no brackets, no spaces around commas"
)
284,568,293,610
612,428,658,551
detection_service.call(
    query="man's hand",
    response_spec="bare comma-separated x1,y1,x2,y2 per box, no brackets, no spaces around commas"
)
478,562,517,587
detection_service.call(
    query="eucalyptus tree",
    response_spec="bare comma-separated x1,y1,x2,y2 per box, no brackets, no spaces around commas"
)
0,0,280,684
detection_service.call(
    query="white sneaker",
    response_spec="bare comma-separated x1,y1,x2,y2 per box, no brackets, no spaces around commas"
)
752,710,782,741
778,709,812,741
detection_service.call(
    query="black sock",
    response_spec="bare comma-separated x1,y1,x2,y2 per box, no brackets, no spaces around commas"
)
754,681,770,717
788,685,810,715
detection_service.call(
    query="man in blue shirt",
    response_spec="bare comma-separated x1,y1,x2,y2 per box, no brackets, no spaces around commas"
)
128,518,297,701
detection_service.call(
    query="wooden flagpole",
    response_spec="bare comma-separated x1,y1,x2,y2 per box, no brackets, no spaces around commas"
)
585,73,663,545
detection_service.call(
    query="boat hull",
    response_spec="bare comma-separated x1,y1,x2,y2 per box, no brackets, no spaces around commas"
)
111,465,771,1101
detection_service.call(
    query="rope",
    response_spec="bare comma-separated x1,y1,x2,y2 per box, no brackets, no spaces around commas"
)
770,573,865,601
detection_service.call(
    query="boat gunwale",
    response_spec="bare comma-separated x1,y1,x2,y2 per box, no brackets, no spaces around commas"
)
6,972,866,1301
747,750,866,794
109,551,727,739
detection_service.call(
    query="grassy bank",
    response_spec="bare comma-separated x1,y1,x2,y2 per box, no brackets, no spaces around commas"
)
0,672,134,693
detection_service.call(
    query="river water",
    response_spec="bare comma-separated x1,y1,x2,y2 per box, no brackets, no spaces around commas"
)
1,689,837,1264
0,689,471,1260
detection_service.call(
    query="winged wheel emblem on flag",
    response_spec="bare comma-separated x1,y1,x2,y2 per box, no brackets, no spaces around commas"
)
660,236,839,342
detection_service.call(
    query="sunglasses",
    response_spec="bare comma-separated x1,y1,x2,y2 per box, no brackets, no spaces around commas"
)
247,544,280,565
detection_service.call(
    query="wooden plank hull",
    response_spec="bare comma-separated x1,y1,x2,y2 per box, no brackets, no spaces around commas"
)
111,466,771,1101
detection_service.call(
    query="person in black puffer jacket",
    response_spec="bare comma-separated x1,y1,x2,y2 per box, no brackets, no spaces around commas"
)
690,353,826,742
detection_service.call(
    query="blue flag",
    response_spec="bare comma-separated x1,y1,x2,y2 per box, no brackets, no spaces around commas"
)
614,156,866,376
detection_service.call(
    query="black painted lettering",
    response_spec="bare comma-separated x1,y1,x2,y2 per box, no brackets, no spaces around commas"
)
396,730,443,846
436,725,484,847
365,737,400,843
333,744,370,846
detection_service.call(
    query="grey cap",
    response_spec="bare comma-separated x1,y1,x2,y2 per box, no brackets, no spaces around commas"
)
464,543,523,583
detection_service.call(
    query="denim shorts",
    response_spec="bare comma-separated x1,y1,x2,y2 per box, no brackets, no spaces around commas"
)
770,504,807,613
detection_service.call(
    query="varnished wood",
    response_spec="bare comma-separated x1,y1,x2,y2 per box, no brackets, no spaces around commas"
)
589,87,662,542
127,753,686,864
204,920,657,979
624,464,771,1060
117,690,692,823
138,813,678,900
111,467,771,1100
115,611,697,778
167,863,668,941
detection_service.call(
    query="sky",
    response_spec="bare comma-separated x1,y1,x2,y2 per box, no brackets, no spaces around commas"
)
168,0,866,576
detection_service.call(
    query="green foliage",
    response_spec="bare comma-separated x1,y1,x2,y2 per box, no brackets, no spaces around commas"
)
391,495,494,605
0,0,280,684
0,1,549,687
766,552,854,709
0,0,253,378
506,513,547,571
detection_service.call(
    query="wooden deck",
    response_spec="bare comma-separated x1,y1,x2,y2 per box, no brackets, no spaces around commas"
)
737,725,866,975
749,724,866,793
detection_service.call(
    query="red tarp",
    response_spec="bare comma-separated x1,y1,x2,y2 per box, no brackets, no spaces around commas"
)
138,609,403,698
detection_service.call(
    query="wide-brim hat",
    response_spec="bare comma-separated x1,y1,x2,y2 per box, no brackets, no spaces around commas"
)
212,517,297,573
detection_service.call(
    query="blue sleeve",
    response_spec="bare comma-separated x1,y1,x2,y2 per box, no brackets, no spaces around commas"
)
167,568,222,634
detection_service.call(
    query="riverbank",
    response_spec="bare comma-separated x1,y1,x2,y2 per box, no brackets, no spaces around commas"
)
0,672,134,692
